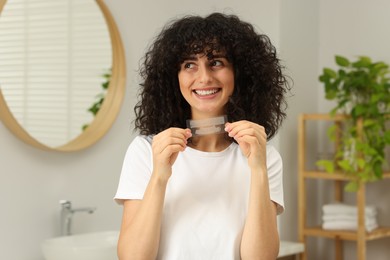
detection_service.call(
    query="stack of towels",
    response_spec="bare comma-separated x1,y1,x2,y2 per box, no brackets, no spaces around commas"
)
322,203,378,232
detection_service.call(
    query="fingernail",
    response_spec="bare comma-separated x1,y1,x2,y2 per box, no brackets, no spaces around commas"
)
225,122,232,131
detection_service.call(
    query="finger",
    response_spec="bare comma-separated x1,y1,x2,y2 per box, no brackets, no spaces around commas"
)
154,128,191,142
160,143,186,158
153,135,188,154
230,127,262,141
235,134,260,147
153,128,192,154
240,128,266,144
153,128,191,144
225,121,264,140
225,121,252,135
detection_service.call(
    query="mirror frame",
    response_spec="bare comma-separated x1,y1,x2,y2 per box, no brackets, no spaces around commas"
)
0,0,126,152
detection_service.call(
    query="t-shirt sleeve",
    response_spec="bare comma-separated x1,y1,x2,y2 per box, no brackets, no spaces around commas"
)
266,145,285,215
114,136,153,205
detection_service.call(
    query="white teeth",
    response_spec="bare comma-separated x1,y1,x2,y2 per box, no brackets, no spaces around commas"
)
194,89,219,96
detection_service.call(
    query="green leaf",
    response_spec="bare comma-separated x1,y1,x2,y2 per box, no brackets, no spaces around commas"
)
338,69,346,77
351,104,367,117
319,75,326,82
370,94,382,103
373,162,383,179
363,119,376,128
365,147,378,156
345,181,359,192
316,160,335,173
372,62,388,73
323,68,337,78
337,160,353,172
357,158,366,170
384,131,390,144
352,56,372,68
335,55,350,67
102,81,109,89
326,124,337,141
325,90,337,100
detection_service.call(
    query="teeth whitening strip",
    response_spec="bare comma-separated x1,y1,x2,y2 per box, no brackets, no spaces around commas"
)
186,115,228,136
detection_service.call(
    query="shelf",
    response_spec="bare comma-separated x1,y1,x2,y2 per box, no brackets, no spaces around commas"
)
300,113,350,121
304,226,390,241
302,171,390,181
298,114,390,260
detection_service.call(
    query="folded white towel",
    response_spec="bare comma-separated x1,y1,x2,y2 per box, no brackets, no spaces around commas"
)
322,220,378,232
322,203,377,217
322,215,377,226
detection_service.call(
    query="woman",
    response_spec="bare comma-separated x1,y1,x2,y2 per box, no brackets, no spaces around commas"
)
115,12,290,260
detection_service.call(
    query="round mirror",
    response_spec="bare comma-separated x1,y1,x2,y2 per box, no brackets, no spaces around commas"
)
0,0,125,151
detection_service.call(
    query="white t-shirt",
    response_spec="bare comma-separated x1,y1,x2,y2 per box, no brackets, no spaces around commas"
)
115,135,284,260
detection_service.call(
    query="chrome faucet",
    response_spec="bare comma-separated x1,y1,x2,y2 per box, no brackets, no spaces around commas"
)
59,200,96,236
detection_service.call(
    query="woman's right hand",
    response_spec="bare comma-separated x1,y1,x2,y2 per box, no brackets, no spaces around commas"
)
151,127,192,179
118,128,191,260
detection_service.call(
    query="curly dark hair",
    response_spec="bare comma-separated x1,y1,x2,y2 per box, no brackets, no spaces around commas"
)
134,12,290,140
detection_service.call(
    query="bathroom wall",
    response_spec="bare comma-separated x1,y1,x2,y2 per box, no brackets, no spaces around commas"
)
278,0,320,251
0,1,280,259
1,1,389,259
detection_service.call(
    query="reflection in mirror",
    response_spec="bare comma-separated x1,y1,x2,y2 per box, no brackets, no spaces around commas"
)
0,0,112,147
0,0,125,151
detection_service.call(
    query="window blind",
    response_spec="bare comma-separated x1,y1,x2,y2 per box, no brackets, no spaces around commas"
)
0,0,112,147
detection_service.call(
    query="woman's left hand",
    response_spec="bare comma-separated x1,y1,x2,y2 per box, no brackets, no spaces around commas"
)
225,121,267,172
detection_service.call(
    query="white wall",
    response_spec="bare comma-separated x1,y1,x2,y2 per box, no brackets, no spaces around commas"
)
278,0,320,245
0,1,280,259
1,1,389,259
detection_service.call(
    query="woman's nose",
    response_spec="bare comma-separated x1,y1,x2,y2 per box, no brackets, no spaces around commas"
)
198,65,212,84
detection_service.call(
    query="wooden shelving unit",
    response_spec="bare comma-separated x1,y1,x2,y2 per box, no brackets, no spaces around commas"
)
298,114,390,260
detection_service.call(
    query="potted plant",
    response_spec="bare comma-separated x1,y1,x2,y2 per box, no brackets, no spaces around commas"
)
316,55,390,191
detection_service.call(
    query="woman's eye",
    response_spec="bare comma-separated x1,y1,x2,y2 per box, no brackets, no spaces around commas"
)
210,60,223,67
184,63,195,69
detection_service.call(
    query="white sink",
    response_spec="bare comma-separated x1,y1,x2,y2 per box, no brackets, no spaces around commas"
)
41,231,119,260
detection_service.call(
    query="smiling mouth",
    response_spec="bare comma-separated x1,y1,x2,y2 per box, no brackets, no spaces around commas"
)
193,88,221,96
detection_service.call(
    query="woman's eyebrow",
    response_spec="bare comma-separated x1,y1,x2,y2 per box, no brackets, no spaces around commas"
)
211,54,227,59
183,56,197,61
181,53,228,61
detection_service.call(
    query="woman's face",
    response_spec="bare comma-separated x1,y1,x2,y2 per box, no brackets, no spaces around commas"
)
178,52,234,119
